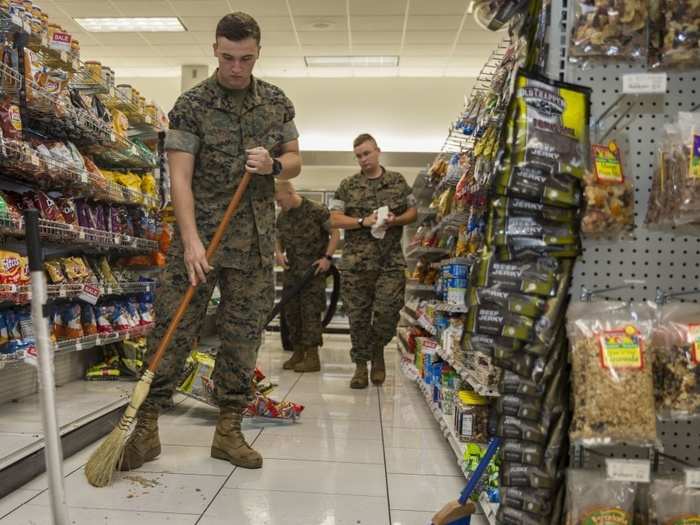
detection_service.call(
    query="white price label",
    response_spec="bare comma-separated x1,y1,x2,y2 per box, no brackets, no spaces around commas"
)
75,341,82,351
11,14,22,26
685,468,700,488
622,73,668,95
78,283,101,305
60,51,68,62
58,287,67,298
606,459,650,483
78,230,86,240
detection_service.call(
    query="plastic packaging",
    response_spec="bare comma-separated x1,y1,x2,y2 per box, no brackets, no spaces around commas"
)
566,469,635,525
650,478,700,524
566,300,657,446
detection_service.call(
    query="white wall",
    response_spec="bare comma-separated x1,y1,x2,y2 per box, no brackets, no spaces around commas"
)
121,75,474,153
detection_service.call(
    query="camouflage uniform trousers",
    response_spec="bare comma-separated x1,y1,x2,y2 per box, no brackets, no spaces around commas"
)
281,270,326,348
340,268,406,363
144,248,273,410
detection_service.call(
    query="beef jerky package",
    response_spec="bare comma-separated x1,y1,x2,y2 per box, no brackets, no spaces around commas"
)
549,483,566,525
539,352,568,431
470,250,560,297
491,195,578,224
566,469,635,525
500,440,545,467
501,462,556,489
495,236,581,261
650,478,700,525
511,71,591,180
534,266,573,350
466,304,535,342
501,487,552,516
496,394,543,420
468,286,546,319
488,207,579,248
500,370,545,397
462,330,523,357
497,415,547,444
494,347,538,377
497,506,551,525
542,410,570,479
495,164,582,209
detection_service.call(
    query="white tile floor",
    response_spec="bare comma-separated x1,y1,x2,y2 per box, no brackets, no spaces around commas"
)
0,334,487,525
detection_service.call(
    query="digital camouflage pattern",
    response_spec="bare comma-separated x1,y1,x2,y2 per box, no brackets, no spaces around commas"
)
330,169,415,272
277,198,331,348
144,73,296,409
331,169,415,363
165,73,298,270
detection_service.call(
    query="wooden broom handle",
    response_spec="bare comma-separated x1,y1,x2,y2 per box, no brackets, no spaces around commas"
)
147,171,253,373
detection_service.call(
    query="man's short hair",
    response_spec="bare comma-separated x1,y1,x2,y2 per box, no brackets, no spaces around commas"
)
216,12,261,45
353,133,378,149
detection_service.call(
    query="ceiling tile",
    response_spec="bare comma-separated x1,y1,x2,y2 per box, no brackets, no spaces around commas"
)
259,45,304,57
257,56,306,68
352,44,401,54
404,31,457,45
190,31,216,45
141,32,197,45
256,16,295,32
79,45,151,58
401,44,452,56
407,15,462,31
51,1,121,17
297,31,348,46
410,0,468,15
261,32,299,45
350,16,404,32
459,28,503,44
154,44,209,57
453,43,503,57
293,15,346,31
352,32,402,45
289,0,345,16
169,1,232,17
106,1,176,16
179,16,222,32
212,0,289,17
350,0,407,15
296,44,349,55
90,32,148,46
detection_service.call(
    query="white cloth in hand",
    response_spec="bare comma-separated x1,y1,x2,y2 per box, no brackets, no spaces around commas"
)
371,206,390,239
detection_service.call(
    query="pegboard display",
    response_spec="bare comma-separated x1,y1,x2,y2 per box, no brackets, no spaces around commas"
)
546,0,700,474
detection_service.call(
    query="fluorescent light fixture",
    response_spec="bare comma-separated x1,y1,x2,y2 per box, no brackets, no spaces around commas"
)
304,56,399,68
74,17,186,32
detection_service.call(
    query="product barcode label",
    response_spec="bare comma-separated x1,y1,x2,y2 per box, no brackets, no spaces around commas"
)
622,73,667,94
606,459,650,483
685,468,700,488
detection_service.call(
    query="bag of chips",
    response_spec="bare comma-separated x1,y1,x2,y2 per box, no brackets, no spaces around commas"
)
95,305,114,334
81,304,97,336
44,260,65,284
566,470,635,525
0,251,25,285
54,197,79,227
61,304,83,339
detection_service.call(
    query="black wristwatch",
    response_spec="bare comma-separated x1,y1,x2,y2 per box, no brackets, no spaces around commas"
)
324,254,333,261
357,217,365,227
269,158,282,176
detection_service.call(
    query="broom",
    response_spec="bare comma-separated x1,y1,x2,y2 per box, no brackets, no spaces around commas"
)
85,172,253,487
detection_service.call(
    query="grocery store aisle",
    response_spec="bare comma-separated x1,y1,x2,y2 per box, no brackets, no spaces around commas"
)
0,334,484,525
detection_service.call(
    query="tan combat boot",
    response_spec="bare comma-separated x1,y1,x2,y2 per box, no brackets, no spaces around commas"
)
350,360,369,389
211,408,263,469
371,349,386,386
294,346,321,373
282,346,305,370
119,407,161,471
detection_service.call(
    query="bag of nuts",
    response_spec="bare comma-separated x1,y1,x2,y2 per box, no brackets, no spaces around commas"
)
566,300,657,446
652,302,700,416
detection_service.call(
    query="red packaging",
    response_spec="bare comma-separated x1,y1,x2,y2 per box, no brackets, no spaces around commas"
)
54,197,78,227
34,192,65,223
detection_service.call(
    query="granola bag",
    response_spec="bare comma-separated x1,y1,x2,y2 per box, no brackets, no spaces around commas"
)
650,478,700,525
566,469,636,525
652,302,700,415
566,300,657,446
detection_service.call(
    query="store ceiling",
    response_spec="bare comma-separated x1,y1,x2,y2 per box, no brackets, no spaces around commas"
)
36,0,505,77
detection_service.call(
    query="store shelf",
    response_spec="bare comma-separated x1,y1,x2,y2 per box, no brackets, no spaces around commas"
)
0,215,158,253
406,281,435,292
406,245,451,259
396,342,496,523
0,281,154,305
435,302,469,313
434,344,500,398
0,323,153,369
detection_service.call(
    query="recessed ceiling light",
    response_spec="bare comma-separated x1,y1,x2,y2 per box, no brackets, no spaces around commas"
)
304,56,399,67
74,17,187,32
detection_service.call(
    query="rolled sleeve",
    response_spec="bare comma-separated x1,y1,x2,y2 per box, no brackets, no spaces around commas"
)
281,119,299,143
164,129,200,155
329,198,346,213
406,194,417,207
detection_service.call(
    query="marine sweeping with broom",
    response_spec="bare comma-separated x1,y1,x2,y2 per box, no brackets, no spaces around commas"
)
85,12,301,486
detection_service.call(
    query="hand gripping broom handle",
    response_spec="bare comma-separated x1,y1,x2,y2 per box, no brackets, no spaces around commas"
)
147,171,253,374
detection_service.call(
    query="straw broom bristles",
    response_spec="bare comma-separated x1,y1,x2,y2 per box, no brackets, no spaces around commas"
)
84,370,154,487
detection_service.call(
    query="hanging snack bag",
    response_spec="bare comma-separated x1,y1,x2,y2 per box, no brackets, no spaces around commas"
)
652,302,700,415
0,250,24,286
95,305,114,334
566,470,635,525
466,304,536,342
569,0,647,64
62,257,91,283
0,99,22,140
138,302,154,325
54,197,78,228
112,302,131,331
650,478,700,524
468,286,546,319
33,192,65,223
582,142,635,237
471,250,560,297
656,0,700,69
44,259,66,284
566,300,656,446
81,304,97,335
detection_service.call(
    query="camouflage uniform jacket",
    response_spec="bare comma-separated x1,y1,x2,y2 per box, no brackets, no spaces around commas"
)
277,198,331,274
165,72,298,269
331,168,416,271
